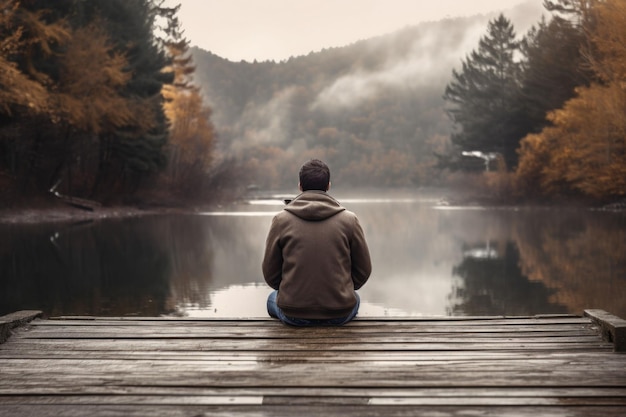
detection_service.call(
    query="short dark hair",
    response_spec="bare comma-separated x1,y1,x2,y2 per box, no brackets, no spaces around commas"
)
299,159,330,191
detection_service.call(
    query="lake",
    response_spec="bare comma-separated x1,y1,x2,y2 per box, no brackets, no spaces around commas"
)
1,190,625,319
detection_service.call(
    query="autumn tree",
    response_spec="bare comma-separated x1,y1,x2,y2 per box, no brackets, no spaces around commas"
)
0,0,177,203
0,0,71,192
158,5,215,198
443,14,523,169
0,0,52,117
162,82,216,196
46,21,138,196
586,0,626,84
516,0,626,201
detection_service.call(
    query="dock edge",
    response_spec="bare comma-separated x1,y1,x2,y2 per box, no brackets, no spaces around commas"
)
0,310,42,344
584,309,626,352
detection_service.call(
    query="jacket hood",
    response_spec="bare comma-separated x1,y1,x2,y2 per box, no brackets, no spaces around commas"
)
284,190,345,221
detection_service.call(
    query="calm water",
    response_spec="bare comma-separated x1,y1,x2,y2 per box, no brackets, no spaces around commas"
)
2,191,625,319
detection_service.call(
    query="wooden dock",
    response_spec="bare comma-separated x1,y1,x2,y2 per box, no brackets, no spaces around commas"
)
1,310,626,416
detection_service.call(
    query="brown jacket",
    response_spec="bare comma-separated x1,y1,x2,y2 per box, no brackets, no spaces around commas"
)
262,190,372,319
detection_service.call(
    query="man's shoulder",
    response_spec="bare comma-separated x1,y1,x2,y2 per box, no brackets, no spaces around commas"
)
337,208,358,219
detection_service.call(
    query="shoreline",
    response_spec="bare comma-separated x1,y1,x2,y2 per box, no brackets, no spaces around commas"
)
0,204,199,225
1,195,624,225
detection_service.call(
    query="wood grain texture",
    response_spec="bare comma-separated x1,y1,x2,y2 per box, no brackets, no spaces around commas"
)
1,312,625,417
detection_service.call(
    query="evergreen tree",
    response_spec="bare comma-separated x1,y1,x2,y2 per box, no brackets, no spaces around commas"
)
516,16,591,138
443,14,522,169
516,0,626,201
160,5,215,196
0,0,175,199
86,0,174,195
543,0,595,22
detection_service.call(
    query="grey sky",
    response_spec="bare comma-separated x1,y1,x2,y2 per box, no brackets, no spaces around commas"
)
164,0,546,62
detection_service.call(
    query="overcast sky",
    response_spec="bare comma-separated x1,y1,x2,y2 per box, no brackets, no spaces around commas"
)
164,0,546,62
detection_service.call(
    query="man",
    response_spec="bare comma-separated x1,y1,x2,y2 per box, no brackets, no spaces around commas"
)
262,159,372,326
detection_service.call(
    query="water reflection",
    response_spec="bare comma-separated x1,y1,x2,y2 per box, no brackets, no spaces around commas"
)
1,193,625,318
0,219,172,317
450,242,566,315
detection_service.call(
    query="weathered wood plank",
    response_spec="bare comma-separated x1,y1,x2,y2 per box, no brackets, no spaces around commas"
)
2,386,626,398
0,310,41,344
2,339,613,356
39,316,591,325
13,331,605,343
1,312,625,417
3,337,614,351
2,349,619,364
1,393,626,406
585,309,626,352
2,405,626,417
17,324,601,335
3,357,625,375
2,369,625,388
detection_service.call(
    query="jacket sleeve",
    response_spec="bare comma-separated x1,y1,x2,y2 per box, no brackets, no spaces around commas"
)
350,216,372,290
262,216,283,290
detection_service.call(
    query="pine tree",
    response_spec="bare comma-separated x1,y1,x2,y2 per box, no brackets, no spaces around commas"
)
443,14,522,169
86,0,174,195
516,0,626,200
543,0,596,23
160,4,215,196
516,16,591,138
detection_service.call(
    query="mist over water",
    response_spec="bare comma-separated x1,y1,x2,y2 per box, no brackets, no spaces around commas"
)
2,190,625,319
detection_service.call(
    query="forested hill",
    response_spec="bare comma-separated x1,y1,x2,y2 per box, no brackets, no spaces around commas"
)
191,2,543,189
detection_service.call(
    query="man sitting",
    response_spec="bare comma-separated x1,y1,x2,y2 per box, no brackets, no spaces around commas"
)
262,159,372,326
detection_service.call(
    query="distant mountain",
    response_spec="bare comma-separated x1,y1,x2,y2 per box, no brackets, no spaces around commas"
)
191,1,545,188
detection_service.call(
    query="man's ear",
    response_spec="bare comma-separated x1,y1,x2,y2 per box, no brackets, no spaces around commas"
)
298,182,303,191
327,181,331,191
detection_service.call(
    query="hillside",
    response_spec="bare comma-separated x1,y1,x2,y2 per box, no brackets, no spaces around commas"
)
191,2,544,188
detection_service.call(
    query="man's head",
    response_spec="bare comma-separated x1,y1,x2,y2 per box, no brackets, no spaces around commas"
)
299,159,330,191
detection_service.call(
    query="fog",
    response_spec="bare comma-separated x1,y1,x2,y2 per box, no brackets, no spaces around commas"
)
5,192,625,318
193,0,547,187
207,1,543,114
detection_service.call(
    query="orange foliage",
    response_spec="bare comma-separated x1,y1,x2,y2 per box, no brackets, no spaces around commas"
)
516,0,626,200
517,84,626,199
588,0,626,84
514,213,626,316
0,0,65,116
54,22,135,134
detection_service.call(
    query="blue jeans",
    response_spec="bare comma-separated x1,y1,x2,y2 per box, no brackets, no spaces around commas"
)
267,290,360,326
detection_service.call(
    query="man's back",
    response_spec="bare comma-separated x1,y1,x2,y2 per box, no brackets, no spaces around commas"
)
262,190,371,320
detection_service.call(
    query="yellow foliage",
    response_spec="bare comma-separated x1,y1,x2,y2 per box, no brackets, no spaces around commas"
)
589,0,626,84
161,33,216,189
13,4,70,85
516,0,626,200
514,213,626,317
517,84,626,198
165,90,215,176
0,0,61,116
54,22,134,134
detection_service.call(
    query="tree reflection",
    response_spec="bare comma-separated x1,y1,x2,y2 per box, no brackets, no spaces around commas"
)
448,209,626,318
2,201,625,319
449,241,567,316
0,218,175,317
513,210,626,318
0,213,266,317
